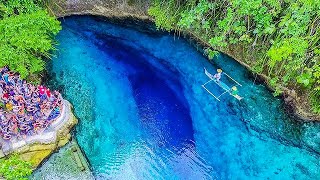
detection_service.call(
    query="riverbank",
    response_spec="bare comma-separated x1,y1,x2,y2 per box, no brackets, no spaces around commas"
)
51,0,319,122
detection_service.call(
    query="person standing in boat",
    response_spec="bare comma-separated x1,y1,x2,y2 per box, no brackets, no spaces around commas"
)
214,69,222,81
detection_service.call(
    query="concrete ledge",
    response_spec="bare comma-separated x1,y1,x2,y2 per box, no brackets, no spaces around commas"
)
0,100,78,168
1,100,72,155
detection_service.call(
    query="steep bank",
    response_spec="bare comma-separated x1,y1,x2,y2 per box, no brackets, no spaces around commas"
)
51,0,319,122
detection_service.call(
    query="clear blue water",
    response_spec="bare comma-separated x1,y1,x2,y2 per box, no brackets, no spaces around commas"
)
47,16,320,179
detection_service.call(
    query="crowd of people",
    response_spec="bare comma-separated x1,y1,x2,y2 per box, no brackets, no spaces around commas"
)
0,67,63,141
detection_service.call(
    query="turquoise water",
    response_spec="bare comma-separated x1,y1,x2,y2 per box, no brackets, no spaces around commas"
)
46,16,320,179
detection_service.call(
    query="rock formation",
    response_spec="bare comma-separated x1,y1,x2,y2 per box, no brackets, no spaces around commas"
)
0,101,78,168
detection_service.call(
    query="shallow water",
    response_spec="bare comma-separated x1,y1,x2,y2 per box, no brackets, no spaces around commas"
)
30,141,94,180
43,16,320,179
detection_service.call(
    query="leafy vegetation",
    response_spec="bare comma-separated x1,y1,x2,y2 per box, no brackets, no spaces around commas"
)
0,155,33,180
0,0,61,80
148,0,320,113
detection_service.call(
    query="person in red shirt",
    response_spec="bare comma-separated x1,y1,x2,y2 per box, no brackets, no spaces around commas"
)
38,85,46,95
46,88,51,98
2,91,9,99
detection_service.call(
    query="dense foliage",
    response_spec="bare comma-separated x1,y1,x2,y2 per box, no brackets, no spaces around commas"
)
148,0,320,113
0,154,32,180
0,0,61,80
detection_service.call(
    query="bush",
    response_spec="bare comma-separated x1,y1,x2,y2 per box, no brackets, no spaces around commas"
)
0,155,33,180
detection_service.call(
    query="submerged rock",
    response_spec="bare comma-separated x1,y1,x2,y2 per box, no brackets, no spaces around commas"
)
30,140,94,180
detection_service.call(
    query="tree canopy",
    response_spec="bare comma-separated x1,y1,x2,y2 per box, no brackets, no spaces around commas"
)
148,0,320,113
0,0,61,80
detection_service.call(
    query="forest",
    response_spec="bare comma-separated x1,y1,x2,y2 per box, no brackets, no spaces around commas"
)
148,0,320,113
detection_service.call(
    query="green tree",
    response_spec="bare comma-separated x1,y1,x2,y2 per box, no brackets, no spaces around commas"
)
0,0,61,80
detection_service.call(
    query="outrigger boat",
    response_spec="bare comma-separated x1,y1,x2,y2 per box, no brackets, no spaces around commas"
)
202,68,243,101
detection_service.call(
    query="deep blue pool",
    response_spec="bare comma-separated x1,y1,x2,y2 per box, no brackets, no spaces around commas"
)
46,16,320,179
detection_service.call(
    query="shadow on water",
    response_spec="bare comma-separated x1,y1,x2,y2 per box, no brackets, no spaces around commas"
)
92,32,195,149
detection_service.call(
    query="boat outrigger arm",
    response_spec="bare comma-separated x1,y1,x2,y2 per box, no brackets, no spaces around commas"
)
202,68,243,101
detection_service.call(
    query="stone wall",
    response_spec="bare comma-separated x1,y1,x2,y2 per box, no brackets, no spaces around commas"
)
52,0,151,19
